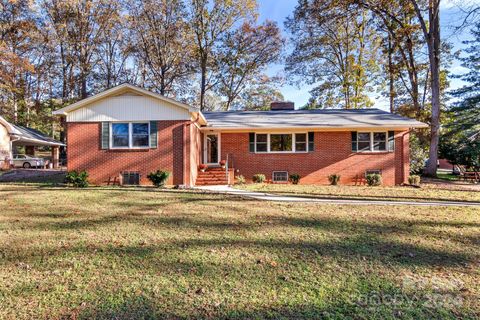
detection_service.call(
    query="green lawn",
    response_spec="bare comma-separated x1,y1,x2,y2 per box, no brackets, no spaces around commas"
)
0,185,479,319
236,183,480,203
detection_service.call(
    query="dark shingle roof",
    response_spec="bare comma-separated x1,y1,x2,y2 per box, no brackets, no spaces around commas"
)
202,108,427,129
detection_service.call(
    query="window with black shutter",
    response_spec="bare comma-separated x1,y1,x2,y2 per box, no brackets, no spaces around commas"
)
308,132,314,152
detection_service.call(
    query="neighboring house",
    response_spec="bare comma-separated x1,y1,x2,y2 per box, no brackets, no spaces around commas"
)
0,116,64,169
53,83,427,186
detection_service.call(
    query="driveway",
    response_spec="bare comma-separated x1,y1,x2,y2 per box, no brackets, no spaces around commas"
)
195,185,480,207
0,169,65,183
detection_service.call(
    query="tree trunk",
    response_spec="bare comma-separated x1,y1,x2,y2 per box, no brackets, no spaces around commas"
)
200,57,207,111
424,1,441,177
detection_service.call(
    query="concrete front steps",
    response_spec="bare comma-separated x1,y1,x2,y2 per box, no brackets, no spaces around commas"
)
195,167,233,186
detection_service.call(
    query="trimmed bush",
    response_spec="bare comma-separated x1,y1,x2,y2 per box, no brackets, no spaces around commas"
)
65,170,89,188
366,173,382,186
252,174,266,183
147,170,170,187
289,173,300,184
328,174,341,185
235,175,246,185
408,175,421,186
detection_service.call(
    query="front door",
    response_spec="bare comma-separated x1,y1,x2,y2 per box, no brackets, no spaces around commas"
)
204,133,220,165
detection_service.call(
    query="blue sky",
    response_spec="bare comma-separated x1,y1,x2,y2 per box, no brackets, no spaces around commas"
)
257,0,479,110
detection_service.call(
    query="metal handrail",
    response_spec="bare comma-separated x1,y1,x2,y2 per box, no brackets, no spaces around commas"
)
225,153,229,185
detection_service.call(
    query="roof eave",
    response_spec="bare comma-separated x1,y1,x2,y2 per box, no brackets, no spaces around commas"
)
201,123,428,131
12,135,65,147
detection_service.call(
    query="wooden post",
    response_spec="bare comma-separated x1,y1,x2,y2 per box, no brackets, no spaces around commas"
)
51,146,59,169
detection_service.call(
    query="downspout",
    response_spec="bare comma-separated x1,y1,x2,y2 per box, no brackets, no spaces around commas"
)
183,115,202,187
403,128,414,184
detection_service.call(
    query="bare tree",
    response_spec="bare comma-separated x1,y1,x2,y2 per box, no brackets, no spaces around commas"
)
128,0,194,97
216,21,283,110
189,0,257,110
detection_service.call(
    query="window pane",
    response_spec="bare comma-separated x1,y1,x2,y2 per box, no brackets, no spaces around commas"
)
256,134,268,152
132,135,149,147
112,123,129,147
131,123,149,147
373,132,386,151
358,141,370,151
296,134,307,151
112,123,128,135
373,132,386,141
373,141,386,151
358,132,370,141
270,134,292,152
296,143,307,152
113,135,129,147
295,133,306,142
256,134,267,143
132,123,149,135
256,143,267,152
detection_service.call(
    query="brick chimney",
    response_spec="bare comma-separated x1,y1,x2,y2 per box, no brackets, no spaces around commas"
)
270,101,295,111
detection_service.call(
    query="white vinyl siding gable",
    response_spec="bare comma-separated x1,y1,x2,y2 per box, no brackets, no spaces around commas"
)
66,95,190,122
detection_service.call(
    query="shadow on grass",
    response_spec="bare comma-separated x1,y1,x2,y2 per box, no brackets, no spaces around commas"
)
73,286,466,320
254,190,480,205
1,226,474,269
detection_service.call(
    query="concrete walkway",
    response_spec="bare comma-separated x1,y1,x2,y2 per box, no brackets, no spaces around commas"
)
195,185,480,207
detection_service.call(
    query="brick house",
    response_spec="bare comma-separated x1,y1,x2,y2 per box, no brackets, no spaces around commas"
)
53,83,427,186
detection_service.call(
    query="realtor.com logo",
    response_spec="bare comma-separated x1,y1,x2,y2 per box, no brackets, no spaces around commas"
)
349,275,464,309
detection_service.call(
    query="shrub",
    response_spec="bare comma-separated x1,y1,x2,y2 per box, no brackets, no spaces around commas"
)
289,173,300,184
147,170,170,187
328,174,341,185
65,170,89,188
408,175,421,186
366,173,382,186
252,174,266,183
235,175,246,185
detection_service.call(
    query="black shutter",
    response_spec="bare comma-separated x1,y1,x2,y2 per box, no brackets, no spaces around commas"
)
101,122,110,149
308,132,314,152
150,121,158,148
351,131,358,152
249,133,255,152
388,131,395,152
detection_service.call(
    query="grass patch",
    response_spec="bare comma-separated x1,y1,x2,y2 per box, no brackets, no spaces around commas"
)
236,184,480,203
0,185,479,319
437,172,461,182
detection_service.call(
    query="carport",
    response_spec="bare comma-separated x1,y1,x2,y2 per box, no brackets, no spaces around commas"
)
10,125,65,168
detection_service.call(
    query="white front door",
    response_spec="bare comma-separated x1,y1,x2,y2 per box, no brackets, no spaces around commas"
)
204,133,220,165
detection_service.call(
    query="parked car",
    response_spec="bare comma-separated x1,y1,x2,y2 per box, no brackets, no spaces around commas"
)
12,155,45,168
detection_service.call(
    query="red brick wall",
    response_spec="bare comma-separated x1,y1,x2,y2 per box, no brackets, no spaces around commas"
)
67,121,187,185
220,131,410,186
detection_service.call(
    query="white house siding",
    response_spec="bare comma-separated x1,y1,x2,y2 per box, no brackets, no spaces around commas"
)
66,95,191,122
0,123,11,166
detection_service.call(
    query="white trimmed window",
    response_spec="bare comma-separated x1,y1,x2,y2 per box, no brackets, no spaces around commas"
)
357,132,387,152
111,122,150,149
255,133,310,153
